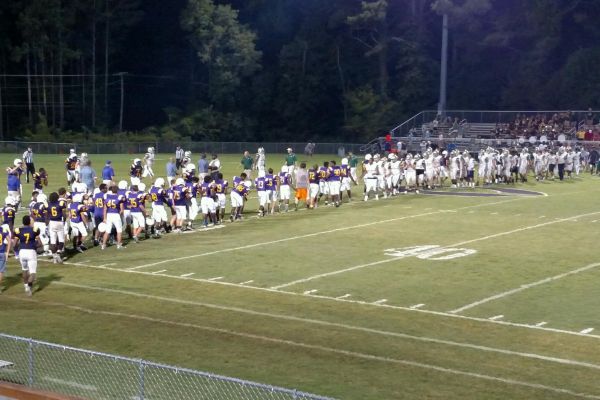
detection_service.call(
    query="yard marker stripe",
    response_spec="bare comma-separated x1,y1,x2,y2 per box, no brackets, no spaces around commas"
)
152,270,167,274
128,210,448,270
128,197,531,271
336,294,351,299
180,273,195,277
489,315,504,321
239,280,254,285
303,289,318,295
410,304,425,309
373,299,387,305
581,328,595,334
49,282,600,369
50,260,600,341
271,211,600,290
8,295,600,400
42,376,98,392
535,322,548,327
208,276,224,281
449,262,600,314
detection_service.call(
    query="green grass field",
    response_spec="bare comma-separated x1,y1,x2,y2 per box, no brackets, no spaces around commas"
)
1,152,600,399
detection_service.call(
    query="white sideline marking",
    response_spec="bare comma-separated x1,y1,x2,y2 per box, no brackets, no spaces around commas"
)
208,276,223,281
303,289,318,295
581,328,595,334
152,270,167,274
239,280,254,285
489,315,504,321
42,376,98,392
180,273,195,277
15,296,600,400
539,215,546,219
490,212,498,215
449,262,600,314
536,322,548,327
53,259,600,342
410,304,425,309
128,197,530,271
271,211,600,290
373,299,387,305
336,294,351,299
128,210,446,270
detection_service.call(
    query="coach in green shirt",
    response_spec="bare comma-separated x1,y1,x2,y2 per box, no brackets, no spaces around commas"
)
285,148,297,167
241,151,254,178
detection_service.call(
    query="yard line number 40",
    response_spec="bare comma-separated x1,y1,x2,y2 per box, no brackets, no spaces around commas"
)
384,245,477,261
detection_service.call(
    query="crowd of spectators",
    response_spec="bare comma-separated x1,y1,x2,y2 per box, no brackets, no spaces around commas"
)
490,112,577,141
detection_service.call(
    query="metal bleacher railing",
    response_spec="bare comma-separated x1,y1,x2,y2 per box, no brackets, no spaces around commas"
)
0,141,363,156
388,109,599,137
0,333,334,400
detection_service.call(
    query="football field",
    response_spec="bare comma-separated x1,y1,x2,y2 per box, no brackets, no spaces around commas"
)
1,153,600,399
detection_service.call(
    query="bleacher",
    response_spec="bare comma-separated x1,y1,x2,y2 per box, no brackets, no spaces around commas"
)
360,109,600,153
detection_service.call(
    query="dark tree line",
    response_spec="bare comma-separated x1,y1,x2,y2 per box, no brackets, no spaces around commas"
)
1,0,600,143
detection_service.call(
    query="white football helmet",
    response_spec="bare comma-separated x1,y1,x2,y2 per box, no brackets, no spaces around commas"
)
341,158,349,165
186,164,196,172
257,147,265,155
118,180,128,190
154,178,165,187
134,158,141,165
184,151,192,158
365,154,372,161
13,159,22,166
4,196,15,206
138,183,146,192
175,178,185,186
36,193,47,204
147,147,155,153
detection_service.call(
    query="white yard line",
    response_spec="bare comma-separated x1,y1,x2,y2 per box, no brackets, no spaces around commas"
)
303,289,318,295
152,270,167,274
12,298,599,400
271,211,600,290
373,299,388,305
489,315,504,321
336,294,351,299
207,276,223,281
239,280,254,285
128,197,530,271
581,328,595,334
536,322,548,327
180,273,195,277
52,262,600,340
449,262,600,314
410,304,425,309
13,288,600,375
42,376,98,392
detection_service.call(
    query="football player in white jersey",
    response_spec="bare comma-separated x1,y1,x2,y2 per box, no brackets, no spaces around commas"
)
255,147,266,178
362,154,379,201
143,147,155,178
403,153,417,194
389,154,402,195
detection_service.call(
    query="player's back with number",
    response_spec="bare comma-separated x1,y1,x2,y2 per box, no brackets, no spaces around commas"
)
14,225,40,251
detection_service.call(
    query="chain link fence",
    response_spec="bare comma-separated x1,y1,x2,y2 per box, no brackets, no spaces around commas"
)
0,333,334,400
0,141,364,156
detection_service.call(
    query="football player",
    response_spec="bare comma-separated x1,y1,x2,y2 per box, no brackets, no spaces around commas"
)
143,147,155,178
101,185,126,249
13,215,41,296
130,159,143,186
69,193,89,252
277,166,292,212
47,192,67,262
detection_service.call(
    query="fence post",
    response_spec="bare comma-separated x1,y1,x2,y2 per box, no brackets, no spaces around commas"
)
138,360,145,400
27,339,34,387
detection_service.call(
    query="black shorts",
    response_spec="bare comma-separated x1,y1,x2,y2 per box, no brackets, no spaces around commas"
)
416,169,424,176
548,164,555,172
